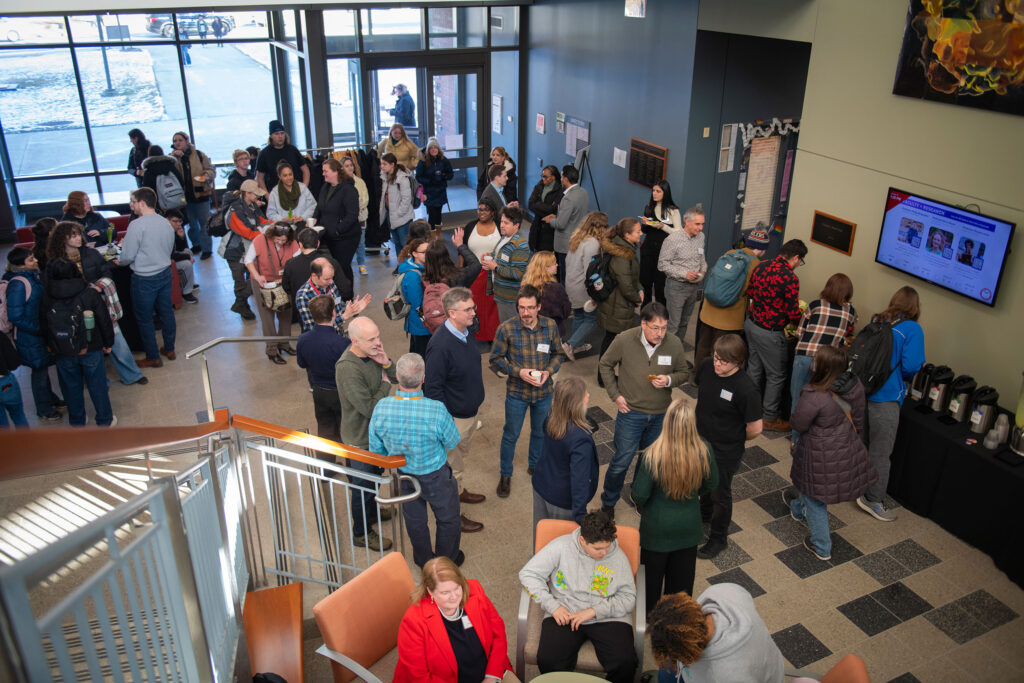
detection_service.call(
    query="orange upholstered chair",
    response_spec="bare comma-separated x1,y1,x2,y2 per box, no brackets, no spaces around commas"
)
313,551,416,683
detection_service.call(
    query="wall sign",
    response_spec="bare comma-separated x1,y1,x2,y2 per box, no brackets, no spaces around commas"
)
627,137,667,188
810,211,857,255
491,94,502,135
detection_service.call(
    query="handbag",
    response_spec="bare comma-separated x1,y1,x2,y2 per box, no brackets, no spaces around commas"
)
259,283,290,311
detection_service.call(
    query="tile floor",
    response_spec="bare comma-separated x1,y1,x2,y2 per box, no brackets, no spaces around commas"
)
3,226,1022,682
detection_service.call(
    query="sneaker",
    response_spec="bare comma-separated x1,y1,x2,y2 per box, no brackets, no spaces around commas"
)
38,412,63,423
803,536,831,561
583,299,598,313
182,293,198,304
573,343,592,355
359,265,368,275
353,529,393,551
109,415,118,428
857,496,897,522
562,342,575,362
782,489,802,521
697,538,727,560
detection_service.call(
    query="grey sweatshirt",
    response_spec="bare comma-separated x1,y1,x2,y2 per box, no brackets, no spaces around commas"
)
119,213,175,277
519,528,636,625
671,583,783,683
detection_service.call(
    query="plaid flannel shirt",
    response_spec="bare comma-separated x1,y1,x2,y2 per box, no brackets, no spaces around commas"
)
295,279,347,333
489,315,564,402
368,389,460,475
795,299,858,356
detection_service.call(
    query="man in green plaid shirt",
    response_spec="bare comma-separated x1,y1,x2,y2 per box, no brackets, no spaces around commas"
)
489,284,565,498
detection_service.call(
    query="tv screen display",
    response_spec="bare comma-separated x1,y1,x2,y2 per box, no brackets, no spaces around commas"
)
875,188,1015,306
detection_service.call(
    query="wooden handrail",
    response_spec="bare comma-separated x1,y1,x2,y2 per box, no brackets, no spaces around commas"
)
0,409,231,481
230,414,406,469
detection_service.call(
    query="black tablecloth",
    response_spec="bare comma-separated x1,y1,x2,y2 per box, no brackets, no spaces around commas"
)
889,398,1024,587
110,264,144,353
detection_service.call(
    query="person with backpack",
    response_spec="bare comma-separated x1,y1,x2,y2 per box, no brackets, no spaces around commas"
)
597,217,644,370
170,131,215,259
220,180,271,321
39,258,115,427
420,227,481,335
522,251,571,339
4,248,64,423
693,227,768,370
415,138,454,230
563,211,608,360
856,286,925,522
141,145,187,213
744,238,808,432
379,152,417,258
658,205,707,348
44,222,111,285
0,331,28,428
397,238,431,355
790,273,857,442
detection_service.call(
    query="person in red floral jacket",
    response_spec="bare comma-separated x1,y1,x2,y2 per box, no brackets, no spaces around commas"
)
743,239,807,431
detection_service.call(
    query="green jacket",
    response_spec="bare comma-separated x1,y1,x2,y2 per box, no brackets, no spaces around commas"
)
597,235,641,333
631,442,720,551
599,327,690,414
336,348,398,450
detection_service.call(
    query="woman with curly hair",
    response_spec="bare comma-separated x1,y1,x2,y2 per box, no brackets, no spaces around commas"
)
45,221,111,284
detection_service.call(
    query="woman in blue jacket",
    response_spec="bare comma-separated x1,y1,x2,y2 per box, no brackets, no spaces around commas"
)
531,376,599,537
415,138,454,230
398,238,431,355
857,286,925,522
4,248,64,422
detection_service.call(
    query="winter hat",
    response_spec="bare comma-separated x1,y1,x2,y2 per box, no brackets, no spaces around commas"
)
268,120,286,135
745,223,770,249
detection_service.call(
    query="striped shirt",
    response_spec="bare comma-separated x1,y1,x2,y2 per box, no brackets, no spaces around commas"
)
658,229,707,282
795,299,858,356
489,315,565,402
368,389,460,476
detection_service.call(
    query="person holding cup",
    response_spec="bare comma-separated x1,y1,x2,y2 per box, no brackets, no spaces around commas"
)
266,160,317,224
464,200,502,341
245,222,300,364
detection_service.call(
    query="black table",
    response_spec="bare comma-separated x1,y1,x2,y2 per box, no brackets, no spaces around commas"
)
889,398,1024,588
109,263,144,352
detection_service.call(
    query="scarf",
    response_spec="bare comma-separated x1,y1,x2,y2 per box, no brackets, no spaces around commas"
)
541,183,555,201
390,136,401,146
277,180,301,212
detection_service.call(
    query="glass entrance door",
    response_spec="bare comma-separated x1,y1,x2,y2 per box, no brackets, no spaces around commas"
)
425,67,482,221
369,66,424,147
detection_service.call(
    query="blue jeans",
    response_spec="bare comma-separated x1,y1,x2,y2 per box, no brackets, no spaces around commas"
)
0,373,28,428
401,464,461,568
566,307,598,349
602,410,665,507
354,223,366,265
389,220,410,255
55,350,112,426
29,365,60,417
110,328,145,385
131,268,176,361
790,353,813,443
185,199,212,254
790,491,830,557
500,393,553,477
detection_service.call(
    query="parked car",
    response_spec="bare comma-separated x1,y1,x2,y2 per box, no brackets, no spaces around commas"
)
145,13,235,39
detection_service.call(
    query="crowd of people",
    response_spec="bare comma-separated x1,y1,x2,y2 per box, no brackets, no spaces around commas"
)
1,121,928,681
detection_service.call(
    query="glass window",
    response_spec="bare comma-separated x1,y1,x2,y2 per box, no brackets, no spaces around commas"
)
98,172,141,201
283,49,308,151
428,8,485,49
279,10,298,47
0,48,93,179
0,16,67,44
68,14,164,43
360,9,423,53
323,10,357,54
177,12,267,42
183,42,277,164
73,45,187,173
16,176,98,206
328,58,363,145
489,7,519,47
373,67,420,144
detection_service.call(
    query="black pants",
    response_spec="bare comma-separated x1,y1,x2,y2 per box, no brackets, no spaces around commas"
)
409,333,430,356
597,330,618,387
693,319,741,372
227,260,251,307
311,384,341,444
426,204,443,228
325,236,358,290
639,227,668,305
700,452,743,542
537,618,637,683
555,251,567,286
641,546,698,613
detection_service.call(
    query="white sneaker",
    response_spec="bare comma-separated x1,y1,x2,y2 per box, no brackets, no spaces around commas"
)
108,415,118,428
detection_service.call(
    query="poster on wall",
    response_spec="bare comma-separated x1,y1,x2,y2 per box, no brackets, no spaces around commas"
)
892,0,1024,117
625,0,646,18
740,136,781,231
536,113,545,134
565,115,590,157
492,95,502,134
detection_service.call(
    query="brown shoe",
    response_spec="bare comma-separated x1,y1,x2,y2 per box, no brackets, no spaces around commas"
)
461,515,484,533
764,418,791,432
160,347,176,360
137,358,163,368
459,490,486,504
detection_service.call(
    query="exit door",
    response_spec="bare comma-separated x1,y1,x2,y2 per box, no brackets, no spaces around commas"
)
425,67,483,219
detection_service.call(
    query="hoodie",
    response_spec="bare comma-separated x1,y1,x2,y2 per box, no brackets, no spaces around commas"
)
670,584,783,683
519,528,636,625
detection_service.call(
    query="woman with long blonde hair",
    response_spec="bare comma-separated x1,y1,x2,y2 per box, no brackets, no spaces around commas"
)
631,398,719,610
563,211,609,358
522,251,571,338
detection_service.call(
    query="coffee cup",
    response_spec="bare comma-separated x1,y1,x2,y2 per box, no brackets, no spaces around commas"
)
530,370,542,380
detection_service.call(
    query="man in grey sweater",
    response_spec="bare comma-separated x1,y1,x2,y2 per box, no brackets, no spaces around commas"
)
117,187,176,367
519,512,637,683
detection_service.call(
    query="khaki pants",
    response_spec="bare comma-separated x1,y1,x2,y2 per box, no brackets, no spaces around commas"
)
449,416,481,493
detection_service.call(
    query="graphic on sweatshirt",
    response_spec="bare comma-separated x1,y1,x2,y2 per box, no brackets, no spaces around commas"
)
554,570,567,591
590,565,614,596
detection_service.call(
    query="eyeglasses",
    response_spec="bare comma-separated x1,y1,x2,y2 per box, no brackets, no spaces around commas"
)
456,305,477,313
713,354,733,365
643,322,668,333
798,258,806,267
272,226,290,235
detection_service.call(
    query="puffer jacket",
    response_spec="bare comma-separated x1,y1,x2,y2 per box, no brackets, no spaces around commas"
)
414,155,454,207
379,168,416,228
597,235,641,334
789,373,877,504
3,269,48,369
397,258,428,336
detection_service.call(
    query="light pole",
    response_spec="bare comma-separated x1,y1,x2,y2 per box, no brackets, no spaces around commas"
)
96,15,117,97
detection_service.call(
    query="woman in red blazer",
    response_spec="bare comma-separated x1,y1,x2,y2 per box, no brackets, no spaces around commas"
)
394,557,513,682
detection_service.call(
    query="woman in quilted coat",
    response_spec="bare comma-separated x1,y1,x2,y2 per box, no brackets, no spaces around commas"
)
785,345,876,561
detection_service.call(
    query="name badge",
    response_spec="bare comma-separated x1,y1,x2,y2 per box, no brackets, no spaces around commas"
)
698,248,704,254
720,389,733,401
657,355,671,366
461,615,474,630
537,343,550,353
499,253,510,262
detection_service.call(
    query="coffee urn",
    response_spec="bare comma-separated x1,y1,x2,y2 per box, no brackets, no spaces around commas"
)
1010,371,1024,457
927,366,955,413
910,363,935,401
947,375,977,422
969,386,999,435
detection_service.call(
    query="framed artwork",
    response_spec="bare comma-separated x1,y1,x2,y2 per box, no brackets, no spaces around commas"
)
810,211,857,256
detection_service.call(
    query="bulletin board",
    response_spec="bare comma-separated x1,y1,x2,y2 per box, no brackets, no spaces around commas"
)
628,137,667,188
565,115,590,157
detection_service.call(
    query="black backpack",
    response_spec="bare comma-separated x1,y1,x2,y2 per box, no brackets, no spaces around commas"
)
45,293,88,357
207,194,237,237
584,251,618,302
847,320,895,396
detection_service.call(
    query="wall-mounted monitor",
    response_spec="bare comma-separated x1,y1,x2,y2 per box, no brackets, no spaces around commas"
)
875,188,1015,307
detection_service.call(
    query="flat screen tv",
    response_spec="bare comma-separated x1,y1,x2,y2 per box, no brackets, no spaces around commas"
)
875,188,1015,307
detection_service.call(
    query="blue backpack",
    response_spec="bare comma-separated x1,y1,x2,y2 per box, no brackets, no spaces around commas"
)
703,250,756,307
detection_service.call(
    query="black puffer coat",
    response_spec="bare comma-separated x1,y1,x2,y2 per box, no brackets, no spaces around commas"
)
789,373,877,504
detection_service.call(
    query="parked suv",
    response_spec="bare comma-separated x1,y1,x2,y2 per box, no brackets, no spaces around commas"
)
145,13,235,39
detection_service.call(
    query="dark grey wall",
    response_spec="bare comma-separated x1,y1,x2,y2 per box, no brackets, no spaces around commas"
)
524,0,700,220
680,31,811,261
